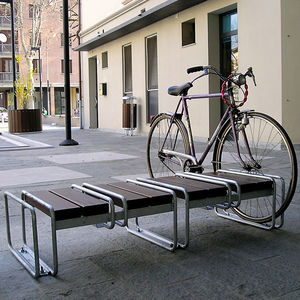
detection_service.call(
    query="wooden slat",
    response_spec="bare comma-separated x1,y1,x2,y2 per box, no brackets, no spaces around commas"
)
92,183,173,209
49,188,109,216
108,182,171,198
204,172,273,192
25,191,82,221
152,176,227,200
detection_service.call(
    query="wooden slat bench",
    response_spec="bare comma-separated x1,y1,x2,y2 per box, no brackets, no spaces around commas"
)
4,170,283,278
4,180,176,278
136,170,279,247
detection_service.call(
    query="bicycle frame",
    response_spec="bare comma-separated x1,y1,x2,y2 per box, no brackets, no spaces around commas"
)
160,91,257,171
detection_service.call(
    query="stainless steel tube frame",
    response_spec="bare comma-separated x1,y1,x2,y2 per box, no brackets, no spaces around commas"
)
214,169,285,229
82,182,128,227
4,191,57,278
176,172,237,209
136,177,189,248
71,184,116,229
126,179,178,251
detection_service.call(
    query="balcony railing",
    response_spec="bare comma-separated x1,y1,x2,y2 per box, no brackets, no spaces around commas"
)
0,16,11,27
0,43,19,54
0,72,15,82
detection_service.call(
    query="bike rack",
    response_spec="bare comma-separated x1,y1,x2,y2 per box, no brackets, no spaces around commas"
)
4,169,285,278
214,169,285,230
177,170,285,230
4,180,177,278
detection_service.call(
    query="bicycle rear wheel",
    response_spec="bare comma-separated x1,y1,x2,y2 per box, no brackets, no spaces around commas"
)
213,111,297,223
146,113,190,178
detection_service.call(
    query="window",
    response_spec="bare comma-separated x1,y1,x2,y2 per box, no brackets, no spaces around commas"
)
60,33,72,47
60,5,72,19
146,34,158,122
220,10,238,116
102,51,108,68
122,44,132,95
60,33,64,46
60,6,63,19
29,32,41,46
182,18,195,46
29,4,33,19
220,11,238,73
33,59,42,73
2,58,12,72
1,58,19,80
54,87,65,115
61,59,72,73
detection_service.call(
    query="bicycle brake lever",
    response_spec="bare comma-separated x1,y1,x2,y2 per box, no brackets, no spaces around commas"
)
252,73,257,86
246,67,257,86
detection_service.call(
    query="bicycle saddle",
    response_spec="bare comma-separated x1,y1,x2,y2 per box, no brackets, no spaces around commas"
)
168,82,193,96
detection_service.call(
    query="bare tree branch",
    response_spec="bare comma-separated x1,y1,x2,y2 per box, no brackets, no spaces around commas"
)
12,0,79,107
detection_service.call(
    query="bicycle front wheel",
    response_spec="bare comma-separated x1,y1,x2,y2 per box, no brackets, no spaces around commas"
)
146,113,190,178
213,111,297,223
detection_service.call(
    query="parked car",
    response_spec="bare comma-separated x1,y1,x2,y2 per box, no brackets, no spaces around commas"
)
0,107,8,122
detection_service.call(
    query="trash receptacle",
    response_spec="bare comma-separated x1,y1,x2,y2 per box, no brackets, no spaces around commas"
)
122,96,137,135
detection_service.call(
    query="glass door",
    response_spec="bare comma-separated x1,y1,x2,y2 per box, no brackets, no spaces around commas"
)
220,10,238,115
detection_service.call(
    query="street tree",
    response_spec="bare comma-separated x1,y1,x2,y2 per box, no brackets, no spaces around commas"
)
4,0,78,108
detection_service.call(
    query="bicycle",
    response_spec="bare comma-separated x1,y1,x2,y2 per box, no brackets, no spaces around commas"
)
146,65,298,223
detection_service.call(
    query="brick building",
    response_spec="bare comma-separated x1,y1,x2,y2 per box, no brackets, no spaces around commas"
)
0,1,79,124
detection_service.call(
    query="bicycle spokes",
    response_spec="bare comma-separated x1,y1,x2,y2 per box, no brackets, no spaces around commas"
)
214,111,297,223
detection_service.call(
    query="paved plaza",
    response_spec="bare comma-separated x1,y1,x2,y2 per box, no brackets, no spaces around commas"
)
0,125,299,299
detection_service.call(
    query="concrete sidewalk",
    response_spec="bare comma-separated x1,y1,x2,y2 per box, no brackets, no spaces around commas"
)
0,127,299,299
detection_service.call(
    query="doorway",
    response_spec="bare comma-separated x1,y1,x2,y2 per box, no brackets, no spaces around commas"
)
88,56,98,128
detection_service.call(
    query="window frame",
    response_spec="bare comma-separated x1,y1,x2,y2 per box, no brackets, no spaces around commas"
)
181,18,196,47
29,4,33,19
145,34,158,123
32,58,42,73
61,59,73,74
102,51,108,68
122,43,132,95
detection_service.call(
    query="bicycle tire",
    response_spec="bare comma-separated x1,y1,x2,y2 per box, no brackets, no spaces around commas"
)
213,111,298,223
146,113,190,178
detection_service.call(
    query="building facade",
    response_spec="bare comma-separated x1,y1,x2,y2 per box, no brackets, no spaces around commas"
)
77,0,300,143
0,1,79,124
0,4,16,108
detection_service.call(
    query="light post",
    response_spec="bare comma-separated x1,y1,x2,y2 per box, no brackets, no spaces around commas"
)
60,0,78,146
2,0,17,109
31,46,42,109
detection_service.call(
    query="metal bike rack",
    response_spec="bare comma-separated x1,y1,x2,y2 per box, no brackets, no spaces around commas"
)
214,169,285,230
3,168,286,278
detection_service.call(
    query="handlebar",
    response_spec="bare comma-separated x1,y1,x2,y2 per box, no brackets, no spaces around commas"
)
187,66,204,74
186,65,256,108
187,65,256,86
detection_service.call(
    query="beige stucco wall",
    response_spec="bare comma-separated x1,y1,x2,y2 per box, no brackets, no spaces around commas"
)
281,0,300,143
80,0,299,143
238,0,282,121
81,0,124,31
80,0,163,42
